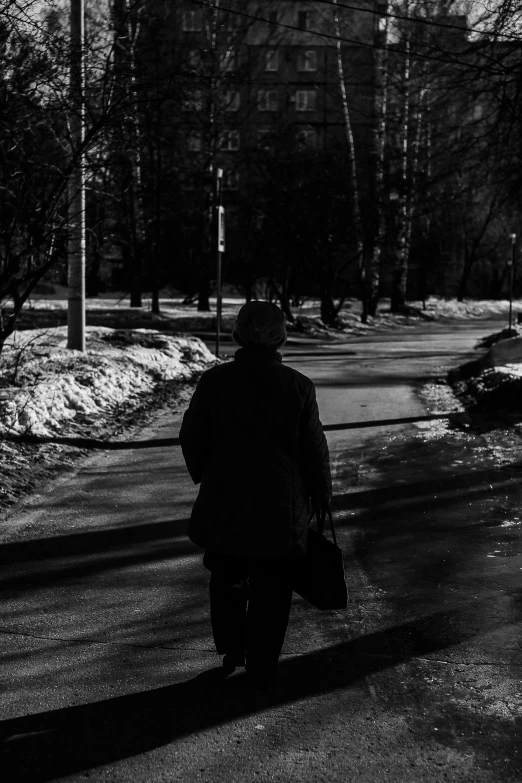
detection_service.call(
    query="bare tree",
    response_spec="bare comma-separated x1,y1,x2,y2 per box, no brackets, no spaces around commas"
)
0,0,132,352
332,0,367,323
0,5,72,351
111,0,147,308
367,2,390,317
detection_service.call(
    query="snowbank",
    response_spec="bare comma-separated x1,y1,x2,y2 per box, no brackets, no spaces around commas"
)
3,299,520,437
0,327,217,438
20,292,522,332
448,329,522,412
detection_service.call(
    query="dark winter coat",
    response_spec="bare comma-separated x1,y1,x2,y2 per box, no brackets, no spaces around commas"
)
179,346,332,559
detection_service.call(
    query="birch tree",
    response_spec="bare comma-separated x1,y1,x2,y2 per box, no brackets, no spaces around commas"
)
332,0,367,323
367,3,390,317
390,0,412,312
111,0,147,308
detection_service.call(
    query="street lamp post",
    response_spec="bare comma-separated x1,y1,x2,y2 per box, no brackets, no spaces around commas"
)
215,168,224,357
67,0,86,351
508,233,516,331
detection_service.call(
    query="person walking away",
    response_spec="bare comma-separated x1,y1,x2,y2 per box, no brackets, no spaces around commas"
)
179,301,331,687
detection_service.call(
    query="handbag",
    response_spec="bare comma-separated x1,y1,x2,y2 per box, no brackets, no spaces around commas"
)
293,508,348,610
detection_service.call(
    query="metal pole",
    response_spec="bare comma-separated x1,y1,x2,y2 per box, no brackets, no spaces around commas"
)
215,168,223,358
67,0,86,351
509,233,516,331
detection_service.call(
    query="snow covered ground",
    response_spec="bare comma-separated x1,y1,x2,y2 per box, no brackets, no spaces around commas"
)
2,296,521,440
22,291,522,330
24,289,522,318
0,327,217,439
0,327,217,514
1,296,521,518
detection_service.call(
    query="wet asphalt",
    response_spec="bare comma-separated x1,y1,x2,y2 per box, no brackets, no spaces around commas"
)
0,317,520,782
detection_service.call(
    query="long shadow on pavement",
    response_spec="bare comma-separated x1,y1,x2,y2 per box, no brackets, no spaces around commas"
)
0,457,520,592
333,460,522,515
3,413,454,451
0,607,514,783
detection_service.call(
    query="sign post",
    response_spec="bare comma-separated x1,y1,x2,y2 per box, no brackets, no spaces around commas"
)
509,233,516,331
215,169,224,357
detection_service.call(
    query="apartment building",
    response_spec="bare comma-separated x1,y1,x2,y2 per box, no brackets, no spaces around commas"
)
135,1,482,298
140,0,377,189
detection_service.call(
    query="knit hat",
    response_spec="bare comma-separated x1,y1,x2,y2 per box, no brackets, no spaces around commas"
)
232,301,287,348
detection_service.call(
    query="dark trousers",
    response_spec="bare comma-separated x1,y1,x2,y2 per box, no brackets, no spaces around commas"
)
203,551,294,676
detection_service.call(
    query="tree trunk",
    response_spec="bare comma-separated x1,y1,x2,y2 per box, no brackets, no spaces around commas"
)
490,267,507,299
0,309,16,354
113,0,146,309
391,20,411,315
367,4,389,318
267,274,294,322
127,216,143,307
86,248,101,297
150,115,162,316
278,289,293,323
458,187,499,303
197,263,211,311
457,268,470,302
194,2,221,313
243,280,253,303
0,247,59,354
320,286,337,328
333,0,367,322
401,78,426,308
419,106,432,308
123,242,142,307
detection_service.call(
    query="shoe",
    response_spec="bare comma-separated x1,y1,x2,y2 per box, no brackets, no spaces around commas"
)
222,652,246,674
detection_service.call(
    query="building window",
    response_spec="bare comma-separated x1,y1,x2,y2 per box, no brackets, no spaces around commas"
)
258,89,278,111
182,91,203,111
219,129,240,151
295,90,316,111
264,49,279,71
257,128,274,150
296,126,317,149
182,10,203,32
181,172,200,191
221,11,239,30
219,48,237,72
297,11,312,30
224,170,240,190
223,90,240,111
187,131,203,152
297,50,317,72
186,49,201,69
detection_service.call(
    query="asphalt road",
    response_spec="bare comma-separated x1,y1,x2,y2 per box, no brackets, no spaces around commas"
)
1,318,521,782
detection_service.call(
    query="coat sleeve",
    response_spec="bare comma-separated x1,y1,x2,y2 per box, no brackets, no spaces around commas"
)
179,373,212,485
299,381,332,504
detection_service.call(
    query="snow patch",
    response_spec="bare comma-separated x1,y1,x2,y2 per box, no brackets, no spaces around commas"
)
0,327,217,438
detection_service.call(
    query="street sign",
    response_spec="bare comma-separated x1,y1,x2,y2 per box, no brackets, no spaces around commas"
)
218,206,225,252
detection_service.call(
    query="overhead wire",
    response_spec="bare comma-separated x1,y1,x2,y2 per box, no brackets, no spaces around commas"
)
185,0,519,76
312,0,522,43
